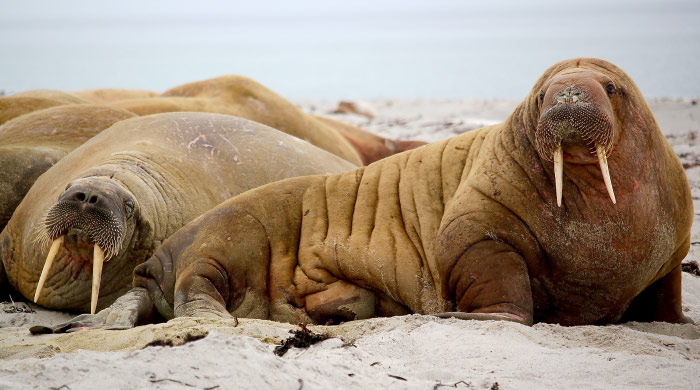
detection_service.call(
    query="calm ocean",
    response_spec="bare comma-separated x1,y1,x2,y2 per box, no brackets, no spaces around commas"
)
1,0,699,99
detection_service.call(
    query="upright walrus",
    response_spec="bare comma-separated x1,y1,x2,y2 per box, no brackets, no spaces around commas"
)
0,112,355,314
47,58,693,332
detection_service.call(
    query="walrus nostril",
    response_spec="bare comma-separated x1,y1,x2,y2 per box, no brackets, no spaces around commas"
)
88,195,98,204
75,192,86,202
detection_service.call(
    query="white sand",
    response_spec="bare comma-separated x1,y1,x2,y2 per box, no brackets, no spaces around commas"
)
1,99,699,390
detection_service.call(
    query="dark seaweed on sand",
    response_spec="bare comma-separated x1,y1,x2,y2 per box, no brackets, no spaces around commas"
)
682,260,700,276
274,323,330,357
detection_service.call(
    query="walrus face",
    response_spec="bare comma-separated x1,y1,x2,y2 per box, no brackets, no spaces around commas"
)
34,176,139,313
534,70,621,206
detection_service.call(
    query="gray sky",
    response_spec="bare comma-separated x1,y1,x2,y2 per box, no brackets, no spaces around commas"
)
2,0,698,98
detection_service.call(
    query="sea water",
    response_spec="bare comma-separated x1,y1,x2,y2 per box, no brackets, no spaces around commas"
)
1,0,698,99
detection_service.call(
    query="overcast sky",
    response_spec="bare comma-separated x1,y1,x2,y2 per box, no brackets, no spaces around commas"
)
2,0,698,98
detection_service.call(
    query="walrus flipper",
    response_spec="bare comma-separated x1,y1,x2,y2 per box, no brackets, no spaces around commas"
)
172,257,237,320
33,287,154,334
620,265,694,324
441,240,534,326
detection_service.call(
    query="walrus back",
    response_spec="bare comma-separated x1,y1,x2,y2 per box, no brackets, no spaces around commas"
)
221,124,499,318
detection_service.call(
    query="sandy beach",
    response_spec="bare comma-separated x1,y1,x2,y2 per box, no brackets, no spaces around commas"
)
1,98,699,390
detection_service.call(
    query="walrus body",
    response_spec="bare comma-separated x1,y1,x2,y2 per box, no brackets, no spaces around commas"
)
313,115,428,165
112,75,425,165
109,76,363,165
0,104,136,231
73,88,159,105
49,58,693,331
0,89,86,126
0,112,355,313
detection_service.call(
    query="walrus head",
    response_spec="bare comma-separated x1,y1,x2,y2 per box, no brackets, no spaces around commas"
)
533,69,621,207
34,176,139,313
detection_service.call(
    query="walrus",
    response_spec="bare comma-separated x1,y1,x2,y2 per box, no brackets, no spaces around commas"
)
313,115,428,164
0,104,136,231
0,89,86,126
0,112,355,314
73,88,159,105
45,58,693,332
111,75,425,165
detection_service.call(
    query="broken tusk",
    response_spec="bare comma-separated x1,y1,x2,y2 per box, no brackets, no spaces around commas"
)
34,236,65,303
91,245,105,314
553,145,563,207
596,144,616,204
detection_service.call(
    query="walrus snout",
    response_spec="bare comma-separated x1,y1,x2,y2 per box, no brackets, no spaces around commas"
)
553,85,587,105
534,72,619,207
34,177,137,313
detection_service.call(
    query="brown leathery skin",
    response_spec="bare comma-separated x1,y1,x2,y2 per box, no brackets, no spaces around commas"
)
112,75,425,165
54,58,694,330
133,126,493,323
438,58,693,325
0,89,88,126
0,104,136,231
313,115,428,165
8,89,87,104
73,88,159,105
111,75,363,165
0,112,355,312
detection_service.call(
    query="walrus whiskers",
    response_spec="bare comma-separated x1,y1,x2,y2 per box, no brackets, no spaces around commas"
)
91,245,105,314
596,144,616,204
33,236,64,303
554,145,563,207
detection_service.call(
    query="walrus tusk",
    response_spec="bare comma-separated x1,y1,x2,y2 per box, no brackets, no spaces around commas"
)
596,144,616,204
553,145,563,207
91,245,105,314
34,236,65,303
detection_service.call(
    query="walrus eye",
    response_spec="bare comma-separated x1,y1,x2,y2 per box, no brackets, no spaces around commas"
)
124,199,135,218
605,82,616,97
539,91,545,105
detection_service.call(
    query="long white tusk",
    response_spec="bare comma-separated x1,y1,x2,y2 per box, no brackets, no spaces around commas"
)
596,144,616,204
553,145,563,207
34,236,64,303
91,245,105,314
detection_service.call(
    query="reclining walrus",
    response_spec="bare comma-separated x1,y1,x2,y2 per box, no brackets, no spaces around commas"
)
0,89,87,126
112,75,426,165
0,112,355,314
44,58,693,332
0,104,136,231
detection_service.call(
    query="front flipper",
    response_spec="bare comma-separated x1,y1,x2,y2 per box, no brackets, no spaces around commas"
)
440,240,534,326
173,257,239,320
30,287,154,334
620,265,694,324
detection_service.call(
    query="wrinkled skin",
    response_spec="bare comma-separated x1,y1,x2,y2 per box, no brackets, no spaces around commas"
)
47,58,693,333
1,112,355,313
0,104,136,231
111,75,425,165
